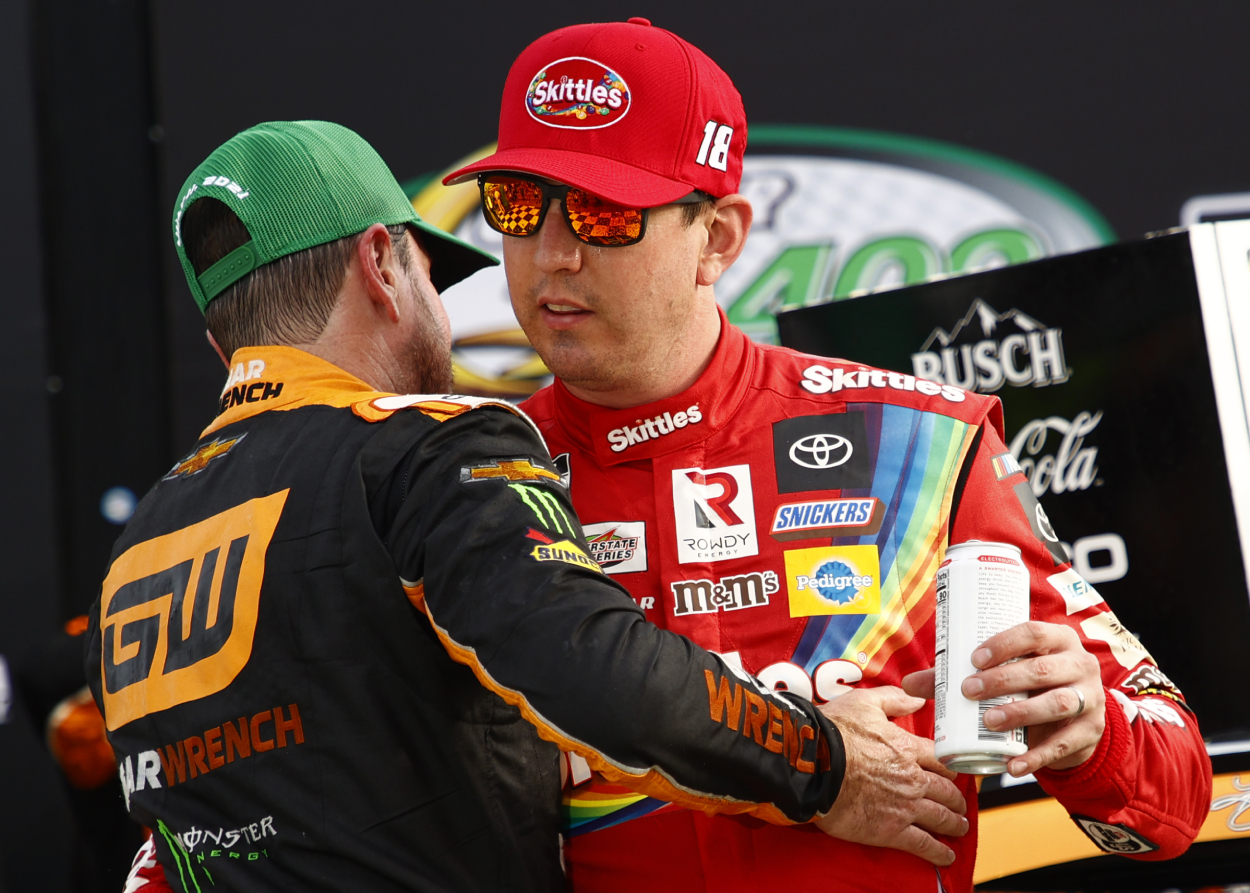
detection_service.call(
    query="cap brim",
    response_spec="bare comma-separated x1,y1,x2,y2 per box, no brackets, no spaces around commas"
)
410,218,498,293
443,146,697,207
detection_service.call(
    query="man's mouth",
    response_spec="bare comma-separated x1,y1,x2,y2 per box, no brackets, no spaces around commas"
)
543,303,586,314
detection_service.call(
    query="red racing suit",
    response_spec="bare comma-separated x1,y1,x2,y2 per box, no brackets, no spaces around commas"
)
520,312,1212,893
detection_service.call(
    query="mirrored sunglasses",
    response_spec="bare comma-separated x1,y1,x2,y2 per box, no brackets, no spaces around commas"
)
478,173,712,247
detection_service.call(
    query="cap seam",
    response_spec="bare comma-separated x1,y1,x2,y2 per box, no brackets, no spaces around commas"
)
670,32,699,182
281,128,357,254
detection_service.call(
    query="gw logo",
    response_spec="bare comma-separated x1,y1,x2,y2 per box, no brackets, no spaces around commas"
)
99,491,288,731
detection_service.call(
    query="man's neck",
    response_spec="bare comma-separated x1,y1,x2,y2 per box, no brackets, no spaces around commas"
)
287,279,406,394
561,302,722,409
294,335,399,393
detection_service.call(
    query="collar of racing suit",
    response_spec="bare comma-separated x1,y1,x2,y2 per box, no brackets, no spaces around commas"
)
201,345,387,438
548,306,757,466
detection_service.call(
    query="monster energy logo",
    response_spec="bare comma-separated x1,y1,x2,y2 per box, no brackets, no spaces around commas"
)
509,483,574,534
158,819,211,892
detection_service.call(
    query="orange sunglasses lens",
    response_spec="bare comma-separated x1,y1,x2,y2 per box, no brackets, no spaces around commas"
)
481,175,646,246
481,176,545,236
564,189,644,246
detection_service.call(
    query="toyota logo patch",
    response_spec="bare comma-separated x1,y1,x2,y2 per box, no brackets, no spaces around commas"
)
772,412,872,493
789,434,853,469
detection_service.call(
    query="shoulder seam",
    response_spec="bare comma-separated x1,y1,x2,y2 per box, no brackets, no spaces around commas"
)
351,394,548,452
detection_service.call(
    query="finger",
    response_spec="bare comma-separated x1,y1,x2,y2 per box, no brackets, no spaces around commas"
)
916,750,959,782
1007,722,1099,777
911,796,971,838
963,652,1084,700
906,733,959,782
902,668,935,699
858,685,927,718
972,620,1081,669
890,825,956,867
982,686,1084,731
919,769,967,814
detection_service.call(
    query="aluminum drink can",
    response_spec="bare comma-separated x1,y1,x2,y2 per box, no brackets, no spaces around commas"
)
933,540,1030,775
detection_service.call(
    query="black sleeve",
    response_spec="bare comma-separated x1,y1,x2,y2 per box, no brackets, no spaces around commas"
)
370,404,845,825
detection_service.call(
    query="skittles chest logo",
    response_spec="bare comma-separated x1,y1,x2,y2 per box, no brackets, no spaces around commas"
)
526,57,631,129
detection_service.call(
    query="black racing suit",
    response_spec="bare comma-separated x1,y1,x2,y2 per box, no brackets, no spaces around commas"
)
85,346,845,892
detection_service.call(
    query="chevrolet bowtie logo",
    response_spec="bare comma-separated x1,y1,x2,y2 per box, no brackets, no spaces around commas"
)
460,458,562,485
163,434,246,481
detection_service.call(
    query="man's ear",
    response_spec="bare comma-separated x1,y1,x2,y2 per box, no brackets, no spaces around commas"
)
696,194,752,288
206,330,230,368
356,223,403,323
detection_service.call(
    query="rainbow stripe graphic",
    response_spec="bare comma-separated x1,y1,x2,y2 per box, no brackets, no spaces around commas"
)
792,404,974,677
563,781,677,835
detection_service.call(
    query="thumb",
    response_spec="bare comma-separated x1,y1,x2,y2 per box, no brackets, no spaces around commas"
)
858,685,927,718
902,668,936,700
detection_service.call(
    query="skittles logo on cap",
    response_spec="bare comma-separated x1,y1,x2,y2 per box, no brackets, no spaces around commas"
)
783,545,882,617
526,57,631,130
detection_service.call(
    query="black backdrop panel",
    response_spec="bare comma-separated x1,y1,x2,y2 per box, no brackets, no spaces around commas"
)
0,2,78,890
779,233,1250,739
0,0,59,648
33,0,171,617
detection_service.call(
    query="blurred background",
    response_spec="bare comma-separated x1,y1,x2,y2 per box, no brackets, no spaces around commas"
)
2,1,1249,889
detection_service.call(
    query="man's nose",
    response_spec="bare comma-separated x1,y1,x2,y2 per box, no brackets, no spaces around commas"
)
532,200,583,274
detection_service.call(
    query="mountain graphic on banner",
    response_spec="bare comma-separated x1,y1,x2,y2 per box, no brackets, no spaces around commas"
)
920,299,1047,351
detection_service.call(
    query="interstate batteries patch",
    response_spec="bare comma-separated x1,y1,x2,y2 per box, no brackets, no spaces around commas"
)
582,521,647,574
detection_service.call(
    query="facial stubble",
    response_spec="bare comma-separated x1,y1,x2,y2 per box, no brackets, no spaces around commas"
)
396,272,454,395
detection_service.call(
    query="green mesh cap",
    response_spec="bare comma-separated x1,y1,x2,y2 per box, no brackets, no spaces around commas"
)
172,120,498,313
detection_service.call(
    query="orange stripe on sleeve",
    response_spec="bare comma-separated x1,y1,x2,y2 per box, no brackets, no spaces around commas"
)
419,599,800,826
401,579,427,615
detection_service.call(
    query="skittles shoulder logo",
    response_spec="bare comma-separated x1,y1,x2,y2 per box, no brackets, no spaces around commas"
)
526,57,631,130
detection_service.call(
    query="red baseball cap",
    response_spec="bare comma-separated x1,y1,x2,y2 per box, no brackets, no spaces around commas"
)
443,18,747,206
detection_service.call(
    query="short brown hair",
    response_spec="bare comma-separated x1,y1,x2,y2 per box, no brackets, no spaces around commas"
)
681,199,716,227
182,197,408,358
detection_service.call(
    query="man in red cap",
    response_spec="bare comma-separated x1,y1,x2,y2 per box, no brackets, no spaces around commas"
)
444,18,1212,892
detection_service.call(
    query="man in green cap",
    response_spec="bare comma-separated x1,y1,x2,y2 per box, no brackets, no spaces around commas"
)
87,121,965,892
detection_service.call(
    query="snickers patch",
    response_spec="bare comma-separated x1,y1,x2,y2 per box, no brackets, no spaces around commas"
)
770,497,884,542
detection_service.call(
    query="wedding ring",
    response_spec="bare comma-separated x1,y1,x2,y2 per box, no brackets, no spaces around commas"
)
1071,687,1086,718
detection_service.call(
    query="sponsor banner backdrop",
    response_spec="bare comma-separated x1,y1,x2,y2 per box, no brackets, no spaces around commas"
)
778,230,1250,738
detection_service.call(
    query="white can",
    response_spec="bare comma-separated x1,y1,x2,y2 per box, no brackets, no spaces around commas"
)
933,540,1030,775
